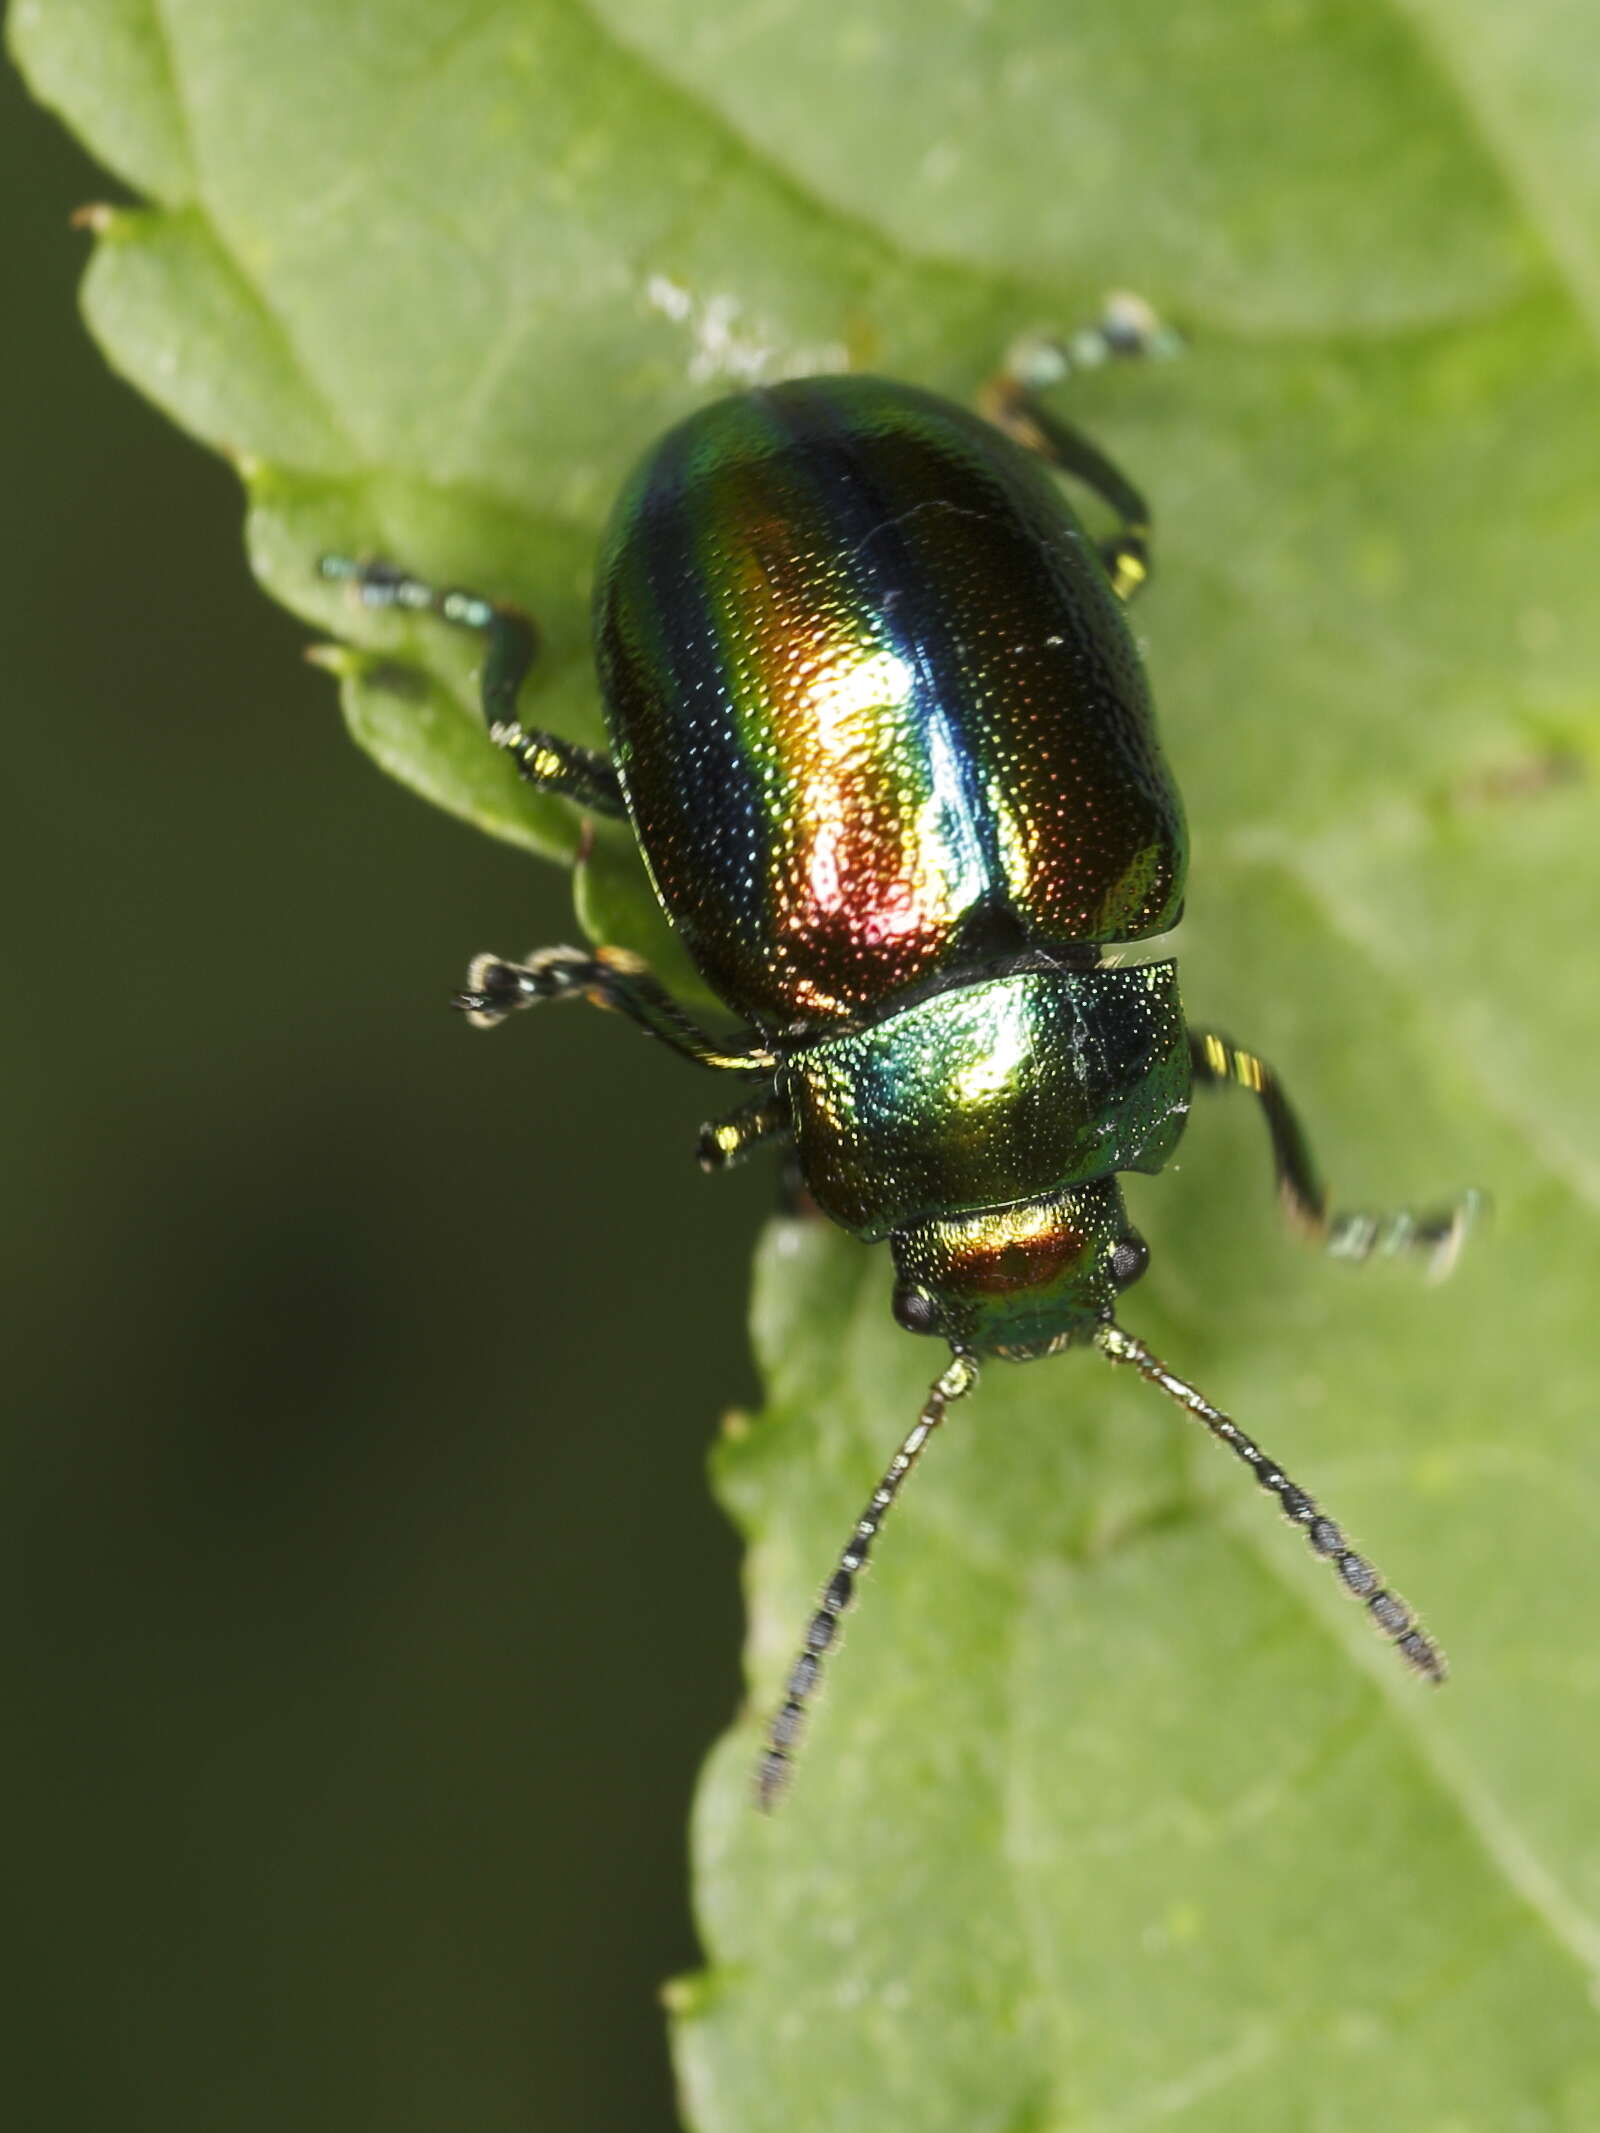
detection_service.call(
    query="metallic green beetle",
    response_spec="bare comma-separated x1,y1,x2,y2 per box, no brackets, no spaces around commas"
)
321,298,1476,1807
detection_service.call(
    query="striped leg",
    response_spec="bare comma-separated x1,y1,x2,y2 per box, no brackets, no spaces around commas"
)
1189,1030,1482,1281
319,553,625,815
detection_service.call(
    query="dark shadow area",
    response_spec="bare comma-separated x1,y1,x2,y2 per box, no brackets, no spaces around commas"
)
7,63,763,2133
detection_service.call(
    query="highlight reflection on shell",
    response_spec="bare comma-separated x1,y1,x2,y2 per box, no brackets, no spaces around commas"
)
596,374,1186,1032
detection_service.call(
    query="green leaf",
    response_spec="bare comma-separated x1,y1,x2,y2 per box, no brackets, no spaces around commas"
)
15,0,1600,2121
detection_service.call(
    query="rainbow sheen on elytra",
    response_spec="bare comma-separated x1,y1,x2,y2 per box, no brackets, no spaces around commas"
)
594,376,1187,1029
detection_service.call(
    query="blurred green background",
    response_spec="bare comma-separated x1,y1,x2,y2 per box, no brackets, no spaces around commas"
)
6,58,764,2132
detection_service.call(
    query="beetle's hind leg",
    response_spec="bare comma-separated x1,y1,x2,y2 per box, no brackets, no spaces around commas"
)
1189,1030,1483,1281
457,943,775,1074
318,554,625,816
979,293,1179,602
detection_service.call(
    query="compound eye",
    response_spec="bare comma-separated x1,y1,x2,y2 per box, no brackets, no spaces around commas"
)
1108,1234,1150,1290
892,1283,940,1335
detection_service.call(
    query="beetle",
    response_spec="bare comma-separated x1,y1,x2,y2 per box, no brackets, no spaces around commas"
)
319,297,1476,1809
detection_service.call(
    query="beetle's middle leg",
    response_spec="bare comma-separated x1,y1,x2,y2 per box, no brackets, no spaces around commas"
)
318,554,625,816
979,293,1178,602
1189,1030,1482,1280
456,943,775,1074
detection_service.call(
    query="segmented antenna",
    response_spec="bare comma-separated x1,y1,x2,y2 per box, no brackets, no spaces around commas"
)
1097,1323,1446,1681
756,1351,978,1811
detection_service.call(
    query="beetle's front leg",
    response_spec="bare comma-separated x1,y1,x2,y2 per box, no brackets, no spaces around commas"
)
696,1088,791,1173
318,554,625,816
457,944,775,1074
1189,1030,1482,1280
979,292,1180,602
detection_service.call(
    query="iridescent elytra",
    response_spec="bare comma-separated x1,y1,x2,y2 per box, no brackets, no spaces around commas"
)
318,296,1477,1808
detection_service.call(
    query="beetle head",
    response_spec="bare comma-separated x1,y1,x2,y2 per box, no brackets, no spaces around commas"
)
889,1182,1149,1359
